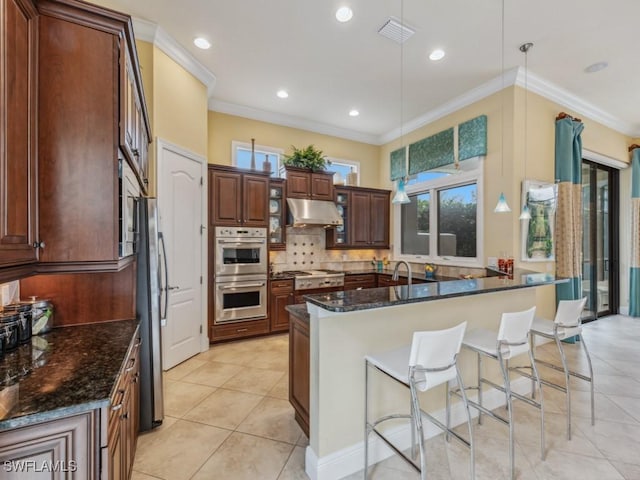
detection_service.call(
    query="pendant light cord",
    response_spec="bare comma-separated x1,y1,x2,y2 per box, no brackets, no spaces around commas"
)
400,0,405,180
500,0,505,179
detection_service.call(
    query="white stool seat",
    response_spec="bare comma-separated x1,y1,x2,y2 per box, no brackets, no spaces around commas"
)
365,345,457,391
462,329,529,359
531,317,582,339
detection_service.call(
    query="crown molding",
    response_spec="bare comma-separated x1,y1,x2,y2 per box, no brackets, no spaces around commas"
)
132,18,217,96
208,99,380,145
515,68,640,138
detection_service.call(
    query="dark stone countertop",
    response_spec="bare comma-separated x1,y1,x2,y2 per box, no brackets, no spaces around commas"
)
303,269,566,313
0,319,139,430
285,304,309,322
270,268,456,282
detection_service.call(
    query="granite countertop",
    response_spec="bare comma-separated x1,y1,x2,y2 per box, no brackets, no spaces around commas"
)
303,269,566,313
285,304,310,322
270,268,455,282
0,319,139,430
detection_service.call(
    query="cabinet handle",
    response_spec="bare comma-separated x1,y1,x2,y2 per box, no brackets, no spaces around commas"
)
132,149,139,157
236,328,248,333
33,241,45,249
125,358,136,372
121,412,129,420
112,389,126,411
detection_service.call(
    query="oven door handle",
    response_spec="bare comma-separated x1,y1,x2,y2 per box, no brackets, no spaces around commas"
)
218,282,265,290
218,240,266,245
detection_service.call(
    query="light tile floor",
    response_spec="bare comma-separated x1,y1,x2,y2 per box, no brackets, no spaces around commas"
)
132,314,640,479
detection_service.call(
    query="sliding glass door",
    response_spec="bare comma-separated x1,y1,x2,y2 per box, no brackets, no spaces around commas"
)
581,160,619,319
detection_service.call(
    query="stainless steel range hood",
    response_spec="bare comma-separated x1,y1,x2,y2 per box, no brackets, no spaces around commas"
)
286,198,343,227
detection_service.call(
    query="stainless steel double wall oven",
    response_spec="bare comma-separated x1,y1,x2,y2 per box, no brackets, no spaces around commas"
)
214,227,268,324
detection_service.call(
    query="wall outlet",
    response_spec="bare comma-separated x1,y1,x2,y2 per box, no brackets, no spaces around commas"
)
487,257,497,267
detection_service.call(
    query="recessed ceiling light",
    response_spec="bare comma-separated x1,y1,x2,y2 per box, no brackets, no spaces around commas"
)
584,61,608,73
429,49,445,61
193,37,211,50
335,6,353,23
349,109,359,117
276,90,289,99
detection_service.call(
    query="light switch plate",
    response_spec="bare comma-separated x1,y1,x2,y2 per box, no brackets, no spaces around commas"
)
487,257,497,267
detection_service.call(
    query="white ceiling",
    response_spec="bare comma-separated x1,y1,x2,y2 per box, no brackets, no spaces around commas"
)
94,0,640,143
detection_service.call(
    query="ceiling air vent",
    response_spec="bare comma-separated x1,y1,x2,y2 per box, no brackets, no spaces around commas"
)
377,18,415,44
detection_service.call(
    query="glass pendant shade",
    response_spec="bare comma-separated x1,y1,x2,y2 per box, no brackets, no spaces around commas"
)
392,179,410,204
519,204,531,220
494,192,511,213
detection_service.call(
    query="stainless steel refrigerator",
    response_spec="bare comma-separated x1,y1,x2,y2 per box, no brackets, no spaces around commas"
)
136,197,165,431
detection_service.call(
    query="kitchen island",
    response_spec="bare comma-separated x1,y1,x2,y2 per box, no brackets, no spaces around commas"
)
298,270,564,480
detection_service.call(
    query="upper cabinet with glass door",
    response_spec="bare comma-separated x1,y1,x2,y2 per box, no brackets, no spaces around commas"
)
268,178,286,250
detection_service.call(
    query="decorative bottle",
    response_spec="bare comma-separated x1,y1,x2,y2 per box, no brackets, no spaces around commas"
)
250,138,256,170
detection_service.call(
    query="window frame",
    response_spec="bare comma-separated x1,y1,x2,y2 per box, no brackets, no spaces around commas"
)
393,165,484,267
231,140,284,176
326,156,361,186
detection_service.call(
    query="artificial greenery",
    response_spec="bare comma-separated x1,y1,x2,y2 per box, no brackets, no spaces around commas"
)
282,145,327,171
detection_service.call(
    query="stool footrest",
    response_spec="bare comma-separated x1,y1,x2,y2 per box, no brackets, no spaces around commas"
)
533,358,593,382
370,427,421,474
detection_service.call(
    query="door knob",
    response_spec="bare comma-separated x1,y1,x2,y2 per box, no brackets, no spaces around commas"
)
167,285,180,291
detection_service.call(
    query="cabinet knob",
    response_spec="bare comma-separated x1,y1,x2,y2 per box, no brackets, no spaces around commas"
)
33,241,45,249
132,149,139,157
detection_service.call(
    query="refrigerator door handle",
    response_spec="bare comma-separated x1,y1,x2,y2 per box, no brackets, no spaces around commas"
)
159,231,169,322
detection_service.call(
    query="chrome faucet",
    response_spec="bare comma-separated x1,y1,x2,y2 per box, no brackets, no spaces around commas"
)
392,260,412,286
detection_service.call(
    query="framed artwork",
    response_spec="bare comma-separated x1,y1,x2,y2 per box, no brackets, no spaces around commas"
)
521,180,557,262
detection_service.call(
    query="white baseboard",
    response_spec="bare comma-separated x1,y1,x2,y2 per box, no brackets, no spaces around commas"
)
619,305,629,316
305,376,533,480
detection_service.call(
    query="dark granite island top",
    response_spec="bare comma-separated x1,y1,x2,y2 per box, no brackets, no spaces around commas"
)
303,269,566,312
0,319,139,430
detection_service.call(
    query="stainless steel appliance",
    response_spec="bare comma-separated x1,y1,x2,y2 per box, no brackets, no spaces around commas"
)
286,198,343,227
214,227,267,276
214,274,268,324
119,161,140,257
285,270,345,303
136,197,165,431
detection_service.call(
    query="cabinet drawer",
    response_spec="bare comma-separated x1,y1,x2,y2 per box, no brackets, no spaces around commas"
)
344,274,376,290
211,318,269,342
271,279,294,292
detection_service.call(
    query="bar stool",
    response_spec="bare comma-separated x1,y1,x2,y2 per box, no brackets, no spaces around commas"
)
528,297,593,439
454,306,544,480
364,322,474,480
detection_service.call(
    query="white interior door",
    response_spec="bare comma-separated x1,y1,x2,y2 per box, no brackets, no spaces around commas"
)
158,139,206,369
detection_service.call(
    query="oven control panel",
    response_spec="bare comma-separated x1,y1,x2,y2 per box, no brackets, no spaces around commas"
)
295,276,345,291
215,227,267,239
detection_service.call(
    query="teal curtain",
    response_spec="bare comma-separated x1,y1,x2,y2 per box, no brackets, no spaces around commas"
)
629,147,640,316
554,116,584,302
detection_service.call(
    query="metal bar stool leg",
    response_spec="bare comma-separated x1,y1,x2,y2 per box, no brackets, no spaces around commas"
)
555,334,572,439
410,382,427,480
456,367,476,480
528,348,545,460
579,333,596,426
498,353,516,480
477,352,483,425
364,360,370,480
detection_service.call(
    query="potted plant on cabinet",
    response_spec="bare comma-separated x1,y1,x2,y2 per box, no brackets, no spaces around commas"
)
282,145,328,171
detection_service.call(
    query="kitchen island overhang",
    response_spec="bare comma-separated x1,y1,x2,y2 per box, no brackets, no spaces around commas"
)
302,270,566,480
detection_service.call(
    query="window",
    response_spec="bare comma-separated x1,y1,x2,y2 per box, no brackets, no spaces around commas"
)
232,141,283,177
394,163,483,266
326,157,360,185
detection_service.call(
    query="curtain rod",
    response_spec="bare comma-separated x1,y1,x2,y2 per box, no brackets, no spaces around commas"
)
556,112,582,123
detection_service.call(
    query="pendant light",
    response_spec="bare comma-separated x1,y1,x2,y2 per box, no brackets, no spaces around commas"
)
392,0,410,205
518,42,533,220
494,0,511,213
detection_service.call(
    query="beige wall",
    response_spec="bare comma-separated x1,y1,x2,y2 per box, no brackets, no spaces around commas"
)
132,41,209,194
208,111,381,188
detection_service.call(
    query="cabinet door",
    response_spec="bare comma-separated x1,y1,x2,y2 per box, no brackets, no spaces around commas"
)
0,411,98,479
310,173,333,200
285,171,311,198
289,315,310,436
350,191,371,247
0,0,38,267
210,170,242,226
242,174,269,227
270,280,293,332
38,16,119,263
369,192,390,247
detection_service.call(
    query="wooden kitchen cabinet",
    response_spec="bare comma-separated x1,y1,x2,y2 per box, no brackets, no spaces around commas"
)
0,411,100,478
344,273,377,290
209,165,269,227
270,278,293,332
268,178,286,249
35,1,150,271
326,186,391,249
283,166,334,200
0,0,38,269
289,308,310,436
104,328,140,480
